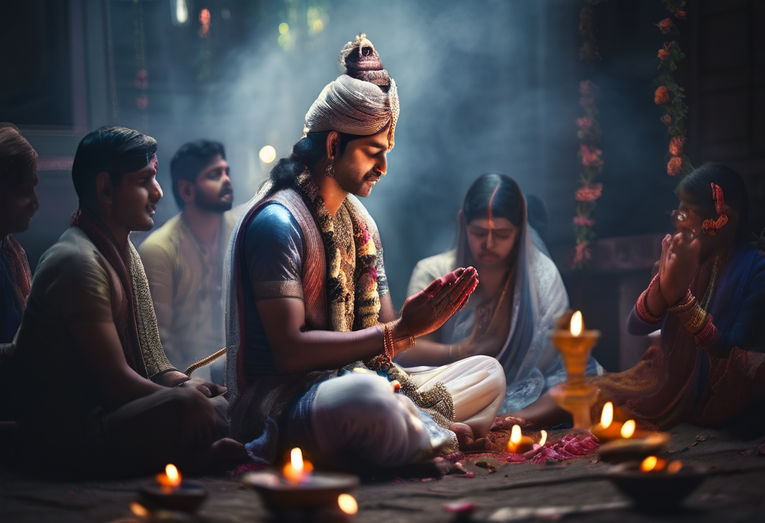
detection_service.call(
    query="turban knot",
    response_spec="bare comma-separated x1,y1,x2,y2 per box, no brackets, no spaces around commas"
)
303,34,399,150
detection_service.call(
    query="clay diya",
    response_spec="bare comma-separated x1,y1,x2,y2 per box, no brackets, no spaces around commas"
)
243,447,359,513
608,457,707,512
137,463,208,513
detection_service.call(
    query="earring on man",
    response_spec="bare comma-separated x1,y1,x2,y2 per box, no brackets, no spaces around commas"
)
325,161,335,178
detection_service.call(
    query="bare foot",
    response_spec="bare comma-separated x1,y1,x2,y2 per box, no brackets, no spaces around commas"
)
449,422,489,452
491,414,531,431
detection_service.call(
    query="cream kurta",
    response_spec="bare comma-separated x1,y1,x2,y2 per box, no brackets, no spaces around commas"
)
139,210,239,377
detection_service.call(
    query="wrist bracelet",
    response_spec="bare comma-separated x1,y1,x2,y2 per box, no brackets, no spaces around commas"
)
385,321,414,356
636,288,663,323
680,302,707,334
668,289,695,314
382,324,394,360
693,315,717,348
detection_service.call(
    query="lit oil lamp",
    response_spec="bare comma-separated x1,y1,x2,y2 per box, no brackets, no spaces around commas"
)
608,455,706,512
639,455,683,474
243,447,359,514
549,311,600,429
591,402,623,442
506,425,535,454
156,463,182,492
138,463,208,513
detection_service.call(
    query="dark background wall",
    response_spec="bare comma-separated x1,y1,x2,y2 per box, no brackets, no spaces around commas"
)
4,0,763,370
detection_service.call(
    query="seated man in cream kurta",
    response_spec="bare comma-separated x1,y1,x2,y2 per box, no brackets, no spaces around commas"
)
226,35,505,469
139,140,238,383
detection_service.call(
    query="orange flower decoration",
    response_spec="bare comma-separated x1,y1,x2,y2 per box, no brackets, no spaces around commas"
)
575,183,603,202
657,18,673,34
580,145,603,169
660,114,672,125
654,85,670,105
669,136,685,156
667,156,683,176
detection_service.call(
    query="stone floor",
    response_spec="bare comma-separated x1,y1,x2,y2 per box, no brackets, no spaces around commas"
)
1,423,764,522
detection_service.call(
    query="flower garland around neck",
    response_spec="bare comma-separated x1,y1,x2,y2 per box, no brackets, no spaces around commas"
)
654,0,693,176
572,0,605,269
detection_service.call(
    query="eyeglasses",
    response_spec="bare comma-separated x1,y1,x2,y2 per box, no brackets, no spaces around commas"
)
670,209,700,236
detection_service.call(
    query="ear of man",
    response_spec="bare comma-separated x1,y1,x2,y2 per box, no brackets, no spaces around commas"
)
325,131,340,161
178,179,195,204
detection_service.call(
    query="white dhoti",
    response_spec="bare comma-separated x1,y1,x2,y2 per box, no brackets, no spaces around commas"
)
405,355,506,437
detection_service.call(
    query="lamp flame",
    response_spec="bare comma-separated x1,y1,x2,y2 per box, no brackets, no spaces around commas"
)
538,430,547,447
600,401,613,428
156,463,182,490
570,310,583,336
283,447,313,484
620,419,636,439
640,455,658,472
290,447,303,471
338,493,358,515
510,424,521,445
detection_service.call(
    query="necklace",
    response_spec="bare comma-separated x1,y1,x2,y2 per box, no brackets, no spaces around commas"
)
700,256,720,310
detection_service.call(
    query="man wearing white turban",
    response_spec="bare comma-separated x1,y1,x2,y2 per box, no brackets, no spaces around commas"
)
225,35,505,469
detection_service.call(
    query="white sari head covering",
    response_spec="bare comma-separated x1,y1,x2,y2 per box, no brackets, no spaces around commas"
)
407,174,601,412
303,34,399,150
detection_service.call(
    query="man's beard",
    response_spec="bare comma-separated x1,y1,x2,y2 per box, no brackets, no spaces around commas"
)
195,190,233,213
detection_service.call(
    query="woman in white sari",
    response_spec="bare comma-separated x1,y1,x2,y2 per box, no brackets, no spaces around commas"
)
398,174,601,414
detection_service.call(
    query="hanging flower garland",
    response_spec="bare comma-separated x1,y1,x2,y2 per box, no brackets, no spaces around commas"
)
572,0,605,269
654,0,693,176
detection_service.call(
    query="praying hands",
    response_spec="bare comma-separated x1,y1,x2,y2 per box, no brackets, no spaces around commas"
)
658,231,701,306
392,267,478,350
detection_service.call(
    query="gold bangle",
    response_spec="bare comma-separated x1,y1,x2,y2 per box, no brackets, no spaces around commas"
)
382,324,394,360
681,302,707,334
384,321,414,356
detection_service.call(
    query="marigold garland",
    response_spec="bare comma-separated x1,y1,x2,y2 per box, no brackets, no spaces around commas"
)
573,0,605,269
654,0,693,176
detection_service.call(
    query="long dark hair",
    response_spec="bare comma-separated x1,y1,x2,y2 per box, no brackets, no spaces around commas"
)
457,173,526,266
676,162,750,244
268,131,362,193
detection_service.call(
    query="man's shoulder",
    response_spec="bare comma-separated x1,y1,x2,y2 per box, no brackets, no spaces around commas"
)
35,228,107,282
138,215,182,256
250,201,300,227
38,228,96,266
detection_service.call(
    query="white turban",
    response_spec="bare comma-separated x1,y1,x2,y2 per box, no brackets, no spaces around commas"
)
303,35,399,150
